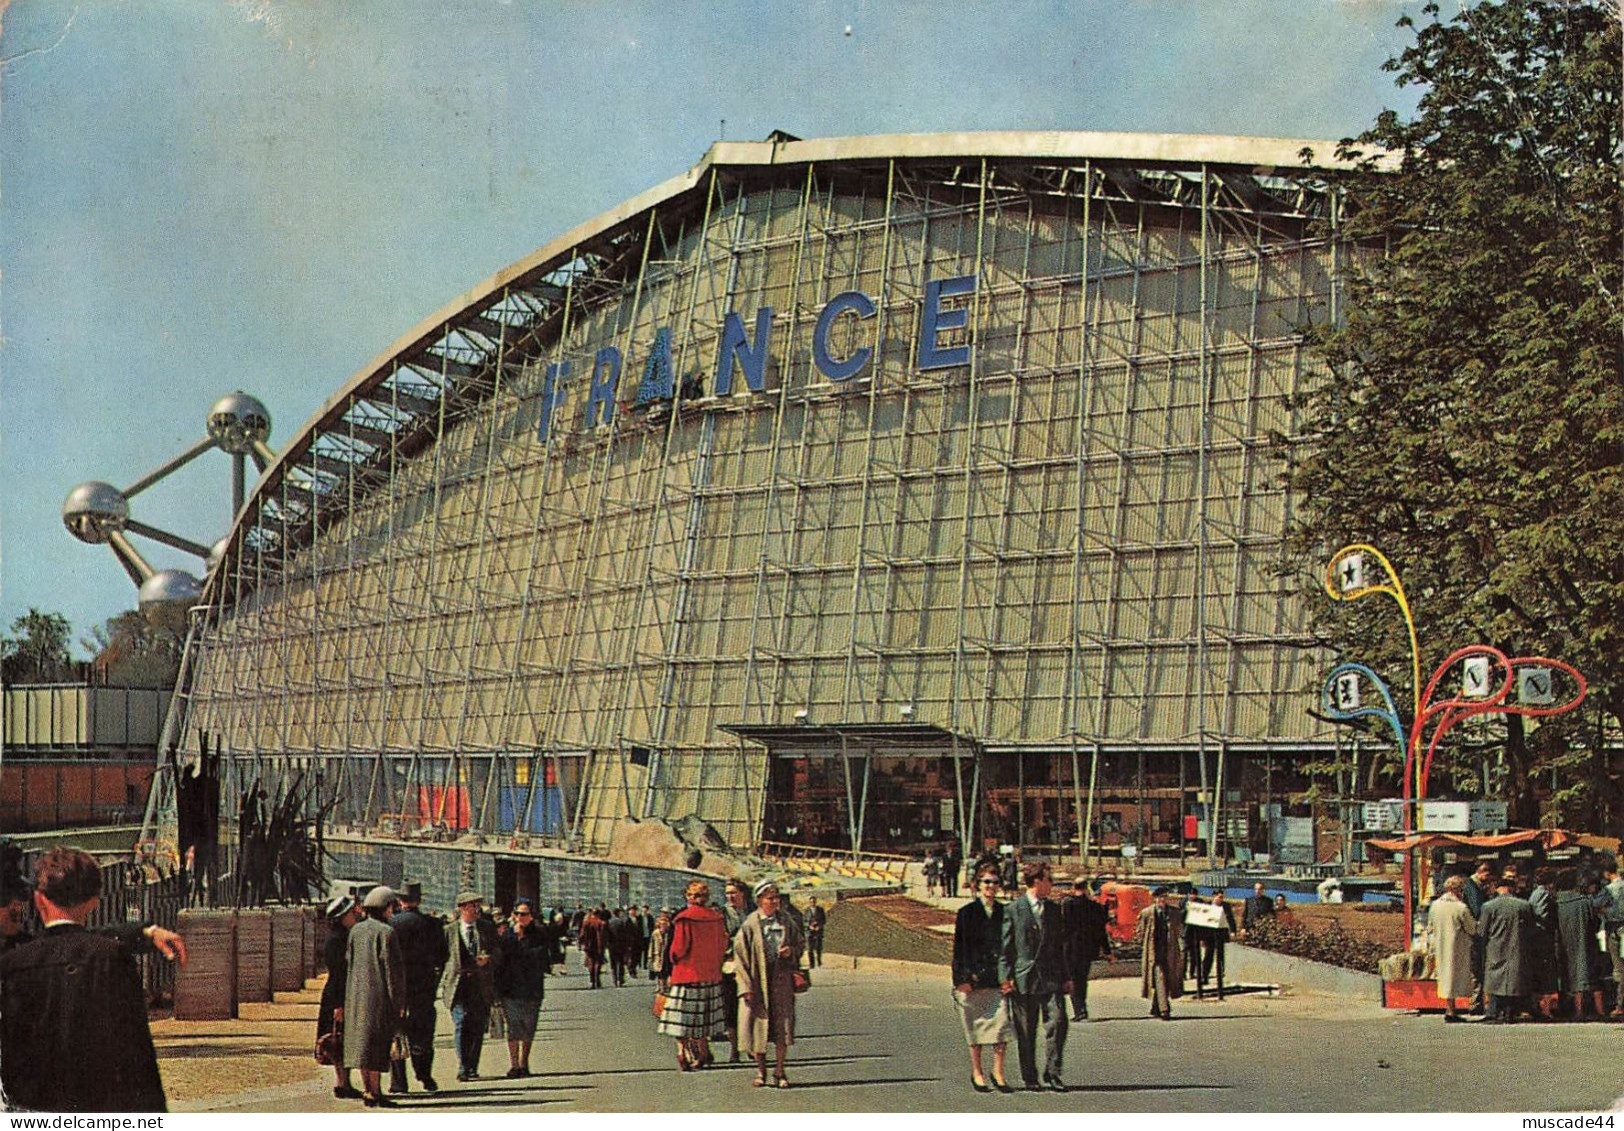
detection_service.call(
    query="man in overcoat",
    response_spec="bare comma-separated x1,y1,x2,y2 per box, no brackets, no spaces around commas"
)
0,848,166,1112
1427,874,1478,1021
1137,887,1185,1019
389,880,449,1091
440,890,500,1081
1061,877,1110,1020
1479,874,1534,1023
999,859,1072,1092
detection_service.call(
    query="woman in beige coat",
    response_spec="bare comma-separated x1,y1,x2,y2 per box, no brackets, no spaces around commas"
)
1428,874,1479,1022
735,880,805,1088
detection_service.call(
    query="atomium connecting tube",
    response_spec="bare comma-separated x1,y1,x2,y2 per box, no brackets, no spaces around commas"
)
63,391,276,611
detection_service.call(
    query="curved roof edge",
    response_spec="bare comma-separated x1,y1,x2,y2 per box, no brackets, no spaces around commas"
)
221,129,1379,597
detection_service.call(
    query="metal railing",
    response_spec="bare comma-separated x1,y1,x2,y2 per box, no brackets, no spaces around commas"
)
15,850,185,1006
754,839,912,884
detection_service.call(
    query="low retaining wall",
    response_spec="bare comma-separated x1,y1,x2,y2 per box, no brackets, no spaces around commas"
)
323,836,711,914
820,944,1380,1001
1224,943,1381,999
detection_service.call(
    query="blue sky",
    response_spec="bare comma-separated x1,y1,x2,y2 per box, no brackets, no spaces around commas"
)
0,0,1425,654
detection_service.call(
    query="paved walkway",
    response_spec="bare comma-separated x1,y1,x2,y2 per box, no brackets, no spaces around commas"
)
169,953,1624,1113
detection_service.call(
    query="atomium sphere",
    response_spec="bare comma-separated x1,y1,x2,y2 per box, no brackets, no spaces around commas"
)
62,481,130,544
138,569,202,611
206,536,232,574
207,391,272,455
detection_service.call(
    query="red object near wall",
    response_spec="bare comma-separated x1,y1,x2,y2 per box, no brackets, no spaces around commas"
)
1098,881,1153,945
1184,815,1199,840
1381,978,1467,1011
415,786,470,829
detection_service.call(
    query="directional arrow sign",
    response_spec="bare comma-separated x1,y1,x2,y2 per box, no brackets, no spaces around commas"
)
1518,666,1555,706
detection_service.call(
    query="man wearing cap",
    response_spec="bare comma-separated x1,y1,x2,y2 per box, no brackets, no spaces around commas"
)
440,890,500,1081
999,859,1072,1093
390,881,449,1092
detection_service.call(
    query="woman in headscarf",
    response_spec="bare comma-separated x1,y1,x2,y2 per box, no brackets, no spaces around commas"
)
648,908,673,983
657,881,729,1070
735,880,805,1088
951,862,1012,1093
344,886,406,1107
318,895,362,1100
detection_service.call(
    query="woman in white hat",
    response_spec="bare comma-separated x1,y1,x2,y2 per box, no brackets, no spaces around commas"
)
345,886,405,1107
734,880,805,1088
318,895,362,1099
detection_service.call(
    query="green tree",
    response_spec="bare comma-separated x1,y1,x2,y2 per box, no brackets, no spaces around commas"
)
82,608,185,689
1287,1,1623,829
1,608,75,683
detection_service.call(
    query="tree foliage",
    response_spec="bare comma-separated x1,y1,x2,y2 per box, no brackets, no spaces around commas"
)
0,608,75,684
1288,1,1623,828
82,608,185,689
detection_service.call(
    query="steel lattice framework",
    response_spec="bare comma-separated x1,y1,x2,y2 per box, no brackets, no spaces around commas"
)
147,132,1382,860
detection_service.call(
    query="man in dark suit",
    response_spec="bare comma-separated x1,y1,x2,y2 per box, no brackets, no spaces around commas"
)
804,896,827,968
0,848,166,1112
1241,882,1273,932
1062,877,1111,1020
440,890,500,1082
1463,860,1495,1012
999,859,1072,1092
606,907,637,986
389,880,449,1092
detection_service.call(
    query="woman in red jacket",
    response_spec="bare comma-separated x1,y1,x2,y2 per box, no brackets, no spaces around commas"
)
656,880,729,1071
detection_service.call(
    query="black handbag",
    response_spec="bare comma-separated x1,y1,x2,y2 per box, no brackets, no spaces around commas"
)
315,1025,342,1066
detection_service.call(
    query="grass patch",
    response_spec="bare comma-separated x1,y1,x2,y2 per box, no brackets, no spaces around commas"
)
824,896,952,965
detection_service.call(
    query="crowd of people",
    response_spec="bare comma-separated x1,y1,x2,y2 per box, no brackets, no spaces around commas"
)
20,837,1623,1112
311,875,828,1100
1425,856,1624,1024
947,861,1274,1095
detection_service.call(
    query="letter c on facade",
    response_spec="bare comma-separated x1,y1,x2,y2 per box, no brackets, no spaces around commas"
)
813,290,877,382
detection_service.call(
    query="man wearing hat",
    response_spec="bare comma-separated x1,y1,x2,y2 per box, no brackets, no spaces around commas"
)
440,890,500,1081
389,881,449,1092
1136,887,1185,1020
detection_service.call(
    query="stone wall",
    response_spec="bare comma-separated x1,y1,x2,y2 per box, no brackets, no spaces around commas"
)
322,836,709,914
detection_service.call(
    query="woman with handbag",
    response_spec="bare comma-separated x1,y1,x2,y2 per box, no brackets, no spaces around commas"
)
344,886,406,1107
317,895,362,1100
656,882,728,1071
735,880,805,1089
951,862,1013,1093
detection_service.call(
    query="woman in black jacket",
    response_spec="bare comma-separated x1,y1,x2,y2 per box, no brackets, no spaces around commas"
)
494,897,551,1077
318,896,362,1099
951,862,1013,1093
